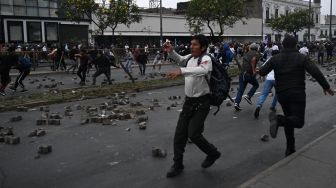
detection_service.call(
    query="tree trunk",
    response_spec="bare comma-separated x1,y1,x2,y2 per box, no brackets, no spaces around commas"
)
206,20,215,37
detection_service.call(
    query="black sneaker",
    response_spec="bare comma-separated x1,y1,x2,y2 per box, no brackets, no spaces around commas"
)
0,91,5,96
254,106,261,119
234,103,242,111
269,112,279,138
243,96,252,105
201,151,221,168
166,164,184,178
285,149,296,157
270,107,276,112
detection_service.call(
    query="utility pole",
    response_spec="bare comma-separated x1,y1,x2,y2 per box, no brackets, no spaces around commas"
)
261,0,264,42
308,0,311,41
160,0,163,46
330,0,333,41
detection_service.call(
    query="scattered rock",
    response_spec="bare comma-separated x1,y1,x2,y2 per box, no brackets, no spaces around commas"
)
48,119,61,126
136,116,149,123
125,128,131,132
152,147,167,158
36,119,47,126
38,145,52,154
260,135,269,142
10,116,23,122
138,122,147,130
135,110,146,115
4,136,20,145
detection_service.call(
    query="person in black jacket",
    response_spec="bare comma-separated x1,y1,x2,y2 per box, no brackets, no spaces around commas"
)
259,35,334,157
0,46,18,96
91,51,119,85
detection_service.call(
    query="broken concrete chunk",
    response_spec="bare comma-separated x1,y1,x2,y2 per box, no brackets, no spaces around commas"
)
102,119,112,125
48,119,61,126
4,136,20,145
38,145,52,154
39,106,50,112
36,119,47,126
138,122,147,130
10,116,23,122
136,116,149,123
135,110,146,115
81,118,90,125
152,147,167,158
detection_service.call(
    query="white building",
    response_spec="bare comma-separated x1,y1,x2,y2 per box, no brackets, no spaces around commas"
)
262,0,321,42
319,15,336,41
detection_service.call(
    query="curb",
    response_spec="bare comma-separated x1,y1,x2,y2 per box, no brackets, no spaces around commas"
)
238,127,336,188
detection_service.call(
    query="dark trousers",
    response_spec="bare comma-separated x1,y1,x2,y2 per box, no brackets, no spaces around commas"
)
318,53,324,65
277,89,306,151
92,67,112,84
77,65,87,83
173,95,218,165
235,72,259,104
14,69,30,89
0,69,11,91
326,52,332,62
139,63,146,75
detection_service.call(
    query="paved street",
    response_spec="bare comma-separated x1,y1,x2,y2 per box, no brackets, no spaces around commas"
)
0,64,335,188
4,64,178,98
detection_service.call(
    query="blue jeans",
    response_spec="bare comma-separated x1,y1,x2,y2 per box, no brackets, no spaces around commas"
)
256,80,277,108
235,72,259,105
126,59,133,73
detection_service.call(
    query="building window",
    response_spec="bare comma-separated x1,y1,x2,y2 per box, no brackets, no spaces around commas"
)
26,0,38,6
27,22,42,42
7,21,24,42
0,4,14,15
13,0,25,6
275,8,279,18
334,30,336,36
38,0,49,7
286,9,289,16
13,6,26,16
45,22,58,41
39,8,49,17
320,30,323,36
266,7,270,22
325,30,328,36
316,14,319,24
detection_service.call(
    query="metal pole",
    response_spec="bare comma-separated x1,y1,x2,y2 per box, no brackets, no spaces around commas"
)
330,0,333,41
160,0,163,46
308,0,311,41
261,0,264,42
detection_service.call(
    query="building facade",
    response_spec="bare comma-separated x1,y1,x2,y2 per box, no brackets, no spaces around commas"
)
262,0,321,42
0,0,91,44
319,15,336,41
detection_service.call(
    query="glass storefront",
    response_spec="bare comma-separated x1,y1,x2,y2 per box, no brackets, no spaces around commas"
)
27,22,42,42
45,22,58,42
7,21,23,42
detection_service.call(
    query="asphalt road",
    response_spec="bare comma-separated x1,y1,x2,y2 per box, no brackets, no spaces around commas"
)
4,64,178,98
0,64,335,188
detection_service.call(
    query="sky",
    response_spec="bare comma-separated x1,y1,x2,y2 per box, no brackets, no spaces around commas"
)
135,0,335,15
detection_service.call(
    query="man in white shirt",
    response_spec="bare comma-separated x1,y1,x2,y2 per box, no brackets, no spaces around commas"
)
299,44,309,56
164,34,221,178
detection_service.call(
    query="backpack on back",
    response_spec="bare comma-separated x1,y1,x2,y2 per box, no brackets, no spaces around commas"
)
186,53,234,115
19,56,32,69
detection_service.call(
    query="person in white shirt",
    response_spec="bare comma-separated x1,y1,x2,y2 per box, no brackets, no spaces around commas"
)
254,49,280,119
164,34,221,178
299,44,309,56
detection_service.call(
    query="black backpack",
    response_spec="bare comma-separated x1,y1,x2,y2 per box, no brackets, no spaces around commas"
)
186,53,234,115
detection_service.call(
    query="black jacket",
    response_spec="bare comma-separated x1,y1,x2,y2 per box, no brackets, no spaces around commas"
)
260,49,330,93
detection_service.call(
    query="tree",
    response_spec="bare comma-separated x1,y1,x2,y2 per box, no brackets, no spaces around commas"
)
59,0,109,35
107,0,142,36
186,0,246,37
270,9,314,37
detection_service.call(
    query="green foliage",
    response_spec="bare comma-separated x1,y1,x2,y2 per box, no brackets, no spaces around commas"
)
270,9,315,36
107,0,142,36
186,0,246,37
59,0,142,36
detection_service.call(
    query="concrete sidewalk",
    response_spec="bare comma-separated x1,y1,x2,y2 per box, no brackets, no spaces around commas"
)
239,127,336,188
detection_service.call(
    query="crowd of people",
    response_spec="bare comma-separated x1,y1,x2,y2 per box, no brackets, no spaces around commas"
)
163,34,334,178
